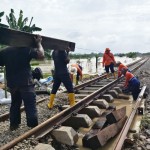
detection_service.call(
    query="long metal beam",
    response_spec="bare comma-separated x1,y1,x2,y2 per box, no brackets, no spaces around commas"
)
0,27,75,51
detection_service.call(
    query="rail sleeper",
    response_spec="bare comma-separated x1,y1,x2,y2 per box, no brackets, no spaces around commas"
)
79,106,102,119
51,126,78,146
101,94,114,103
82,116,127,149
91,99,109,109
62,114,93,128
34,143,55,150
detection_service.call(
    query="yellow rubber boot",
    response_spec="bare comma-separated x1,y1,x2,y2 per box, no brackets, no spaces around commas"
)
47,94,55,109
68,93,76,106
113,72,116,79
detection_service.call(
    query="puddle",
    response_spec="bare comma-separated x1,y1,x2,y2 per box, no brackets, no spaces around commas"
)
76,95,143,150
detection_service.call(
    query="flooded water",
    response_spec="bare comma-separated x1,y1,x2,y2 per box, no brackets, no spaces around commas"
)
76,96,143,150
37,56,141,74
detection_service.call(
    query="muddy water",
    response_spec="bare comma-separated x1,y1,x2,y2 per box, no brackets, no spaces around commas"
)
76,95,143,150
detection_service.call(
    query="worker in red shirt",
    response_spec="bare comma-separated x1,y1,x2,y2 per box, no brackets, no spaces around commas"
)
121,68,141,101
115,61,130,78
102,48,116,79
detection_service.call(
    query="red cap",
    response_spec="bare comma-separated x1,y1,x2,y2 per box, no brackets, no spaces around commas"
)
105,48,110,51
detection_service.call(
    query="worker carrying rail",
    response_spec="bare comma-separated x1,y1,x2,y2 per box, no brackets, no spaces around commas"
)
0,35,44,130
121,68,141,101
115,61,131,78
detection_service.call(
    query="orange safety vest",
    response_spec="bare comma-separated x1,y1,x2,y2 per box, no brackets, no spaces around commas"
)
102,52,115,66
124,71,134,87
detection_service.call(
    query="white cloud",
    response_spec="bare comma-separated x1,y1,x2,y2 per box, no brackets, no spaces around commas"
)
1,0,150,53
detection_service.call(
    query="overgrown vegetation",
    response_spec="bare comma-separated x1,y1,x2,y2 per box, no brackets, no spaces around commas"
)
0,11,8,28
115,52,142,58
6,9,42,33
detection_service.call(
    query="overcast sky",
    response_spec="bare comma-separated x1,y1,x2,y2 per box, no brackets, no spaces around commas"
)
1,0,150,54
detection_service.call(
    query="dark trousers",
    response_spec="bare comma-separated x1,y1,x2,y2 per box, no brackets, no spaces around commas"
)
51,73,74,94
105,63,114,73
76,72,80,81
10,85,38,127
76,65,82,84
127,78,140,100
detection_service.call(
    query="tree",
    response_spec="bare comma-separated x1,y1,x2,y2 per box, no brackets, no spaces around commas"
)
0,11,8,28
126,52,137,58
6,9,42,33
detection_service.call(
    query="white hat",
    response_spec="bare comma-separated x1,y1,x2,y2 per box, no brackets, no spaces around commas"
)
70,67,77,74
68,65,77,74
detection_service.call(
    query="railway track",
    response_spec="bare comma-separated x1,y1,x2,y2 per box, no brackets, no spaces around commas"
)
0,58,143,122
0,58,148,150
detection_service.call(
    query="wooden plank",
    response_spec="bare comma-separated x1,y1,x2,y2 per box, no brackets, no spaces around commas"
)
92,110,113,129
92,117,108,129
0,27,75,51
82,116,127,149
106,106,126,124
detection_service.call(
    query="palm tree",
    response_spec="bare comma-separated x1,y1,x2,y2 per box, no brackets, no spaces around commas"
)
6,9,42,33
0,11,8,28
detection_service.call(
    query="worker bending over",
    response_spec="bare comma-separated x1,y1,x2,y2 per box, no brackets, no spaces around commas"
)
121,68,141,101
115,61,130,78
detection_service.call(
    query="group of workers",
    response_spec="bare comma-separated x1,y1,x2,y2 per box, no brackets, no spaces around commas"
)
103,48,141,101
0,36,141,131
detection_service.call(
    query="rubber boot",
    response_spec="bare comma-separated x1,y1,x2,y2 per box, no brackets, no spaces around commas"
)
106,73,110,80
68,93,76,106
113,72,116,79
47,94,55,109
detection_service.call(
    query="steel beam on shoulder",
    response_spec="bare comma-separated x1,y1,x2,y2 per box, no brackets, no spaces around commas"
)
0,27,75,51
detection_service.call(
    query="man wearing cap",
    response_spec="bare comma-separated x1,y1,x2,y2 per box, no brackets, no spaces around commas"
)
102,48,116,79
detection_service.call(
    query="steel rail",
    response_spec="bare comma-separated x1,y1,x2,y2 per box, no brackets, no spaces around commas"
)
0,58,143,122
113,85,147,150
0,58,147,150
74,58,144,91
